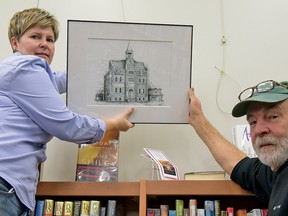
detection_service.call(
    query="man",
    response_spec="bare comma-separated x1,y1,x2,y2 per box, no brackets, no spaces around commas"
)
188,80,288,216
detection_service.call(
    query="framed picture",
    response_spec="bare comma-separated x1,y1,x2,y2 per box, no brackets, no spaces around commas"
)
67,20,193,124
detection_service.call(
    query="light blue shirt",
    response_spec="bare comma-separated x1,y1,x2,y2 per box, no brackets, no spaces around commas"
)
0,52,106,210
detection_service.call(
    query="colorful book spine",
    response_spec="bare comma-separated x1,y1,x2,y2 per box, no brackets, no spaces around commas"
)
43,199,54,216
169,210,176,216
64,201,74,216
54,201,64,216
214,200,220,216
154,208,161,216
221,210,227,216
147,208,155,216
80,200,90,216
204,200,215,216
35,200,45,216
227,207,234,216
89,200,100,216
189,199,197,216
160,205,169,216
176,199,184,216
261,209,268,216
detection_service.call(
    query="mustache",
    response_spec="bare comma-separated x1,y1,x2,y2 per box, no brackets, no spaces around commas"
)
255,134,288,148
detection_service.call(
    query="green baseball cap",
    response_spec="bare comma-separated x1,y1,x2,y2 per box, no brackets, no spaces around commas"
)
232,81,288,117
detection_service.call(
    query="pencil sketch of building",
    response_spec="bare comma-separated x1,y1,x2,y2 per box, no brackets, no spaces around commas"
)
95,46,164,105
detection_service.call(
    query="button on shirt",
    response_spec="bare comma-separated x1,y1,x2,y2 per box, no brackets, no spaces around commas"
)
0,53,106,210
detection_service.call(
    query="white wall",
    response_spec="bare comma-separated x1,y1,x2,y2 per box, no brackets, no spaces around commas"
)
1,0,288,182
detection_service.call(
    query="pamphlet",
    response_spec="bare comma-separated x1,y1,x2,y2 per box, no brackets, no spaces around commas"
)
143,148,180,180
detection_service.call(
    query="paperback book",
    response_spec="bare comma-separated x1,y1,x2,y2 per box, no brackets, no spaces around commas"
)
76,130,119,182
232,125,257,158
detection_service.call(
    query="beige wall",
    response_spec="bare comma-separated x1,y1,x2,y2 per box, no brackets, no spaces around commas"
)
1,0,288,182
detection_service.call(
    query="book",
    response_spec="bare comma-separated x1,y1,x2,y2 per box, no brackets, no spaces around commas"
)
160,205,169,216
221,211,227,216
169,210,176,216
227,207,234,216
236,209,247,216
76,131,119,182
73,200,81,216
176,199,184,216
63,201,74,216
107,200,116,216
232,125,257,158
54,201,64,216
184,171,225,180
35,200,45,216
204,200,215,216
189,199,197,216
183,209,189,216
154,208,161,216
197,209,205,216
80,200,90,216
100,207,106,216
247,209,261,216
261,209,268,216
214,200,221,216
43,199,54,216
89,200,100,216
147,208,155,216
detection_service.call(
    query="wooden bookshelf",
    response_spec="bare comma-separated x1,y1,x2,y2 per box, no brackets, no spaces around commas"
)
36,180,267,215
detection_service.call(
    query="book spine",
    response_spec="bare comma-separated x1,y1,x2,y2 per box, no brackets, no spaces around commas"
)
43,199,54,216
99,207,106,216
236,209,247,216
197,209,205,216
64,201,74,216
89,200,100,216
183,209,189,216
261,209,268,216
107,200,116,216
147,208,155,216
175,199,184,216
73,200,81,216
54,201,64,216
227,207,234,216
189,199,197,216
169,210,176,216
214,200,220,216
80,200,90,216
204,200,215,216
160,205,169,216
35,200,45,216
154,208,161,216
221,210,227,216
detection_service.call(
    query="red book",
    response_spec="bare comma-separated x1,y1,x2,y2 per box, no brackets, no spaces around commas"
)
227,207,234,216
147,208,155,216
261,209,268,216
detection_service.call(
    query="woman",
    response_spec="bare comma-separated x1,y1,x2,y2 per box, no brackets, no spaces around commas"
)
0,8,134,215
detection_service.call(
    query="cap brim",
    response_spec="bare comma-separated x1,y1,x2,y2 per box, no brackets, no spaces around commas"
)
232,92,288,117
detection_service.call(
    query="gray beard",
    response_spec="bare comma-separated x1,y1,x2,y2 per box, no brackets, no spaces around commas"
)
254,135,288,171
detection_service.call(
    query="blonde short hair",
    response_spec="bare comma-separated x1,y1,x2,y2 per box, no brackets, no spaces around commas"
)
8,8,59,42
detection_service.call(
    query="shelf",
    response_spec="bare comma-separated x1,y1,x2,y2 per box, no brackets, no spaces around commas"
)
36,180,267,215
36,181,139,197
144,180,253,196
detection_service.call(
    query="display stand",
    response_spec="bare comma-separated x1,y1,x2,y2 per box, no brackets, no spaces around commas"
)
141,153,160,180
